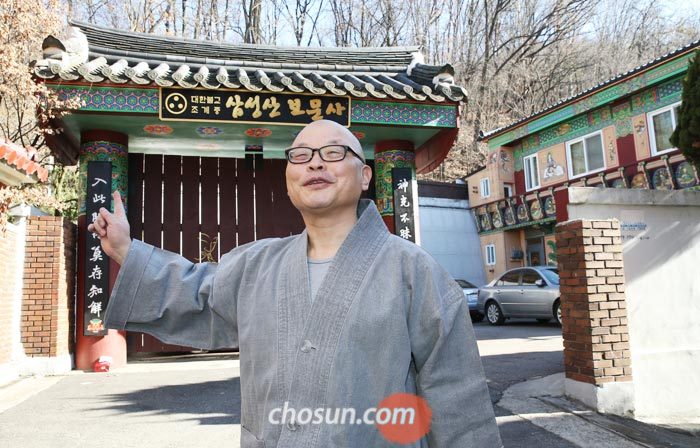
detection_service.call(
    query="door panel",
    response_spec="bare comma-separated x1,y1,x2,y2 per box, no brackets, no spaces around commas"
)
495,270,522,314
520,269,550,316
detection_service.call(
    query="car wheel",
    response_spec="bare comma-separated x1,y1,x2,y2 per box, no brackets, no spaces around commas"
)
554,300,562,326
485,301,505,325
471,312,485,323
536,318,551,324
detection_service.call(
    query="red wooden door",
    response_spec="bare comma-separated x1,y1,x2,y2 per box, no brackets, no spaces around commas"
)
125,154,304,353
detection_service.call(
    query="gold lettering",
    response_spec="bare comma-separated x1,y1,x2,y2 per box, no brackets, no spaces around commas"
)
287,98,305,116
306,98,323,120
226,95,245,118
263,97,281,118
325,102,347,116
244,96,263,119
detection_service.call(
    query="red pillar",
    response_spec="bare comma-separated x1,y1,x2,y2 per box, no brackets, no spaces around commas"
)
75,130,128,370
373,140,416,233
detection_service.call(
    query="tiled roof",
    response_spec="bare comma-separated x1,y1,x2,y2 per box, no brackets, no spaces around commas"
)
34,21,467,103
0,140,49,183
481,39,700,141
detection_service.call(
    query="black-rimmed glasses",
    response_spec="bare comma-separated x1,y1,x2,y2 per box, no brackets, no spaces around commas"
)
285,145,362,164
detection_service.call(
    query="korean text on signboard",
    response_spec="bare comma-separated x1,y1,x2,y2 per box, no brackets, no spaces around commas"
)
84,161,112,336
160,88,351,126
392,167,417,244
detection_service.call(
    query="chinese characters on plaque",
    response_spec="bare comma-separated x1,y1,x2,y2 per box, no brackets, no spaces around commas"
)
160,88,351,126
84,161,112,336
392,167,419,244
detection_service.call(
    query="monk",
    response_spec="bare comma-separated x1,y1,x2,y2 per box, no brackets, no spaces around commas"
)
90,120,502,447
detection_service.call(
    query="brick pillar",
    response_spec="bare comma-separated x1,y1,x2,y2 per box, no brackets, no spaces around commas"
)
374,140,415,233
20,217,76,370
555,219,634,416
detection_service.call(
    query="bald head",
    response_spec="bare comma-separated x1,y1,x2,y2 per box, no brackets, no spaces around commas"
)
292,120,365,162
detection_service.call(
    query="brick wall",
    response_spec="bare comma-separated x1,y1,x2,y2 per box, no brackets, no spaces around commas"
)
21,217,76,357
555,219,633,385
0,225,21,364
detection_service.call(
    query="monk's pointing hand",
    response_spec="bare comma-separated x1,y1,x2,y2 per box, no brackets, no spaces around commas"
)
87,191,131,265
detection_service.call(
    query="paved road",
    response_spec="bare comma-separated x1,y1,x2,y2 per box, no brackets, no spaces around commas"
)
0,319,573,448
474,318,580,448
0,357,243,448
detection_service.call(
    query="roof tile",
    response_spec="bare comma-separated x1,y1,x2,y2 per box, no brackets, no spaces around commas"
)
33,21,466,103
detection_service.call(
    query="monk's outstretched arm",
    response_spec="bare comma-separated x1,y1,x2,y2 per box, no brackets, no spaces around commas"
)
104,239,247,350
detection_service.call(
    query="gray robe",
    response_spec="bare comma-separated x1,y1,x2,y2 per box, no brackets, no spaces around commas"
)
104,199,502,448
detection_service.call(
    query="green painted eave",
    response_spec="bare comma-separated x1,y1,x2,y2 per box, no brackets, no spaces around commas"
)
49,84,459,160
59,112,443,160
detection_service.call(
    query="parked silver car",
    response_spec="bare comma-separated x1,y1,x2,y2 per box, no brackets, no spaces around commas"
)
455,279,484,323
477,267,561,325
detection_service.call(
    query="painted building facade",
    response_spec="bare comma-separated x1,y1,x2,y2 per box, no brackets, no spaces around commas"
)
467,41,700,282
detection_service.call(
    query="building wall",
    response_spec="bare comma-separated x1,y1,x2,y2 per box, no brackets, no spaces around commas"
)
466,147,516,208
0,224,21,365
478,230,525,282
479,232,505,282
418,197,486,286
567,187,700,421
515,124,622,191
469,73,694,278
504,231,525,272
467,168,495,208
510,75,683,181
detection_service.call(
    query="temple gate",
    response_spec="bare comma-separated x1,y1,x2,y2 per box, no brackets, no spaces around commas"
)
34,21,466,368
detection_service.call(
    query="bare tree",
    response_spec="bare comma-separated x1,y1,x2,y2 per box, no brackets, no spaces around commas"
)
242,0,262,43
0,0,83,222
54,0,700,180
259,0,282,43
328,0,353,46
282,0,324,45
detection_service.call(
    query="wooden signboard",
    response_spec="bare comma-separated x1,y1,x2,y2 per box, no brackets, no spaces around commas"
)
160,87,351,126
84,161,112,336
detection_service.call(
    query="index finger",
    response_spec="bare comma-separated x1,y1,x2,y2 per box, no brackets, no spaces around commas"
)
113,191,126,217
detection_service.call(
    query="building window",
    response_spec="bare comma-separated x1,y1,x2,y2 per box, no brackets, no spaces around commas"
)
524,154,540,191
504,184,513,198
566,131,605,178
648,102,681,155
485,244,496,265
480,178,491,198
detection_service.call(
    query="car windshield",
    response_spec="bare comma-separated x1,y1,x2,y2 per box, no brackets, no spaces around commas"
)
541,268,559,285
456,280,477,289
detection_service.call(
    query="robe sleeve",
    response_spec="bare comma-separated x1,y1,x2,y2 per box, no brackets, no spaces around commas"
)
103,239,248,350
408,262,503,448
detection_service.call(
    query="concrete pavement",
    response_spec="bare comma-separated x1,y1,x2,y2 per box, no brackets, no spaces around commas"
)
497,373,698,448
0,355,242,448
1,353,697,447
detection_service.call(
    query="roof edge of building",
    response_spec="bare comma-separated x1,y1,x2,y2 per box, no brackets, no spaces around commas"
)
480,39,700,145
